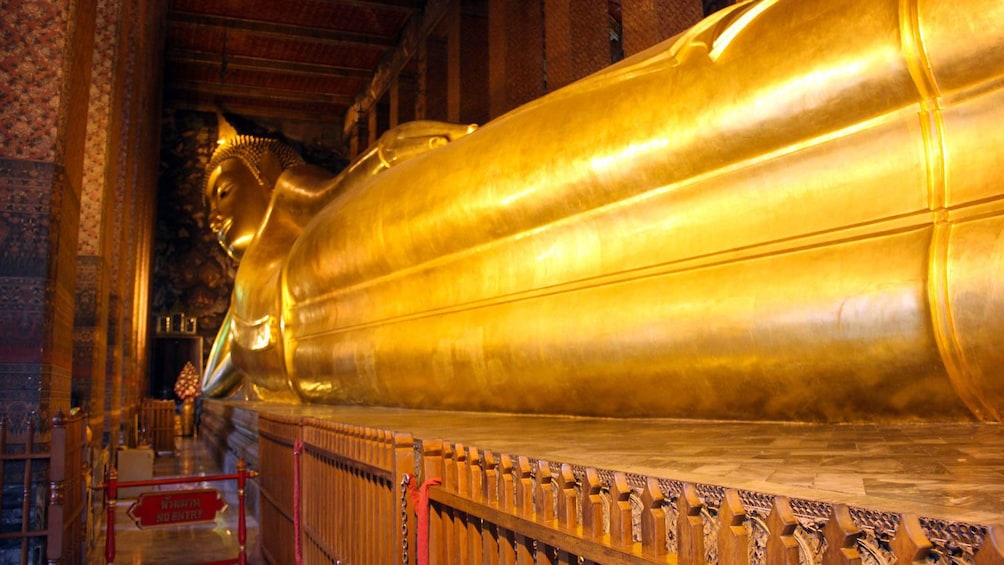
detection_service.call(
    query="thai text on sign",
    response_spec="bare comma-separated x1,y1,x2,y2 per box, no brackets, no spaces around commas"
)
126,488,228,528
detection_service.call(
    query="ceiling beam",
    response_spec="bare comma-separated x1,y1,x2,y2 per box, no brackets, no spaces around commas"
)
168,11,396,48
314,0,424,11
165,95,346,123
168,80,356,105
166,48,374,79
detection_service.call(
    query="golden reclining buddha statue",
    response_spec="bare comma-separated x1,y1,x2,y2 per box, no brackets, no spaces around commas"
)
202,0,1004,422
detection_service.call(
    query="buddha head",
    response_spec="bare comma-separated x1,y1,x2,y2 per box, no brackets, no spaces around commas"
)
204,129,304,261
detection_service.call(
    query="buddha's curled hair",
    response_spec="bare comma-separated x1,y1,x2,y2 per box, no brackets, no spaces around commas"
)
205,135,305,191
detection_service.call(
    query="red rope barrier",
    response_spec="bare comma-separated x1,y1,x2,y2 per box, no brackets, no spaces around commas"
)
293,439,304,565
409,477,442,565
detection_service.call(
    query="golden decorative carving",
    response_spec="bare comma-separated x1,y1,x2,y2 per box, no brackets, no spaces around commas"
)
203,0,1004,422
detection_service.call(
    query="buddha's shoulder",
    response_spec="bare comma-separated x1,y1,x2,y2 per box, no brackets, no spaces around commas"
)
275,164,339,193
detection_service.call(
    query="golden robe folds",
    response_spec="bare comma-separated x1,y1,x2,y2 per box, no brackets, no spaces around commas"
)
220,0,1004,422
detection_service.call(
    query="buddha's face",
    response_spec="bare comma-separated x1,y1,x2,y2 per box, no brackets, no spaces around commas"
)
205,157,271,261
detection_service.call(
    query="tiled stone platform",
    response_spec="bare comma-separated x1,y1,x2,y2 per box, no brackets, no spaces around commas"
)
207,400,1004,529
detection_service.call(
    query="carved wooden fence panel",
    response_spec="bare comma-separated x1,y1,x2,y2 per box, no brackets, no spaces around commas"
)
0,411,87,565
47,411,87,564
140,398,176,453
299,418,415,565
419,441,1004,565
258,413,302,565
252,415,1004,565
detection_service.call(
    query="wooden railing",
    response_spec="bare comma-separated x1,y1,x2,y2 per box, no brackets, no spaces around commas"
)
254,414,1004,565
139,398,176,453
0,411,88,565
258,413,303,565
258,413,415,565
420,441,1004,565
300,418,415,564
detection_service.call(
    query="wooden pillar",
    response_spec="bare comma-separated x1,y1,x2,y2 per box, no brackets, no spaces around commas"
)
368,107,378,149
75,0,131,441
488,0,546,118
488,0,507,118
460,0,490,125
100,0,161,447
447,0,462,122
415,41,428,120
103,0,135,448
349,123,360,160
399,76,417,124
423,32,449,121
121,0,161,441
544,0,610,90
389,77,400,128
621,0,703,56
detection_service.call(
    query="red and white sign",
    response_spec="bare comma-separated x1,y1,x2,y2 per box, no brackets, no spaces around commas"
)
127,488,228,528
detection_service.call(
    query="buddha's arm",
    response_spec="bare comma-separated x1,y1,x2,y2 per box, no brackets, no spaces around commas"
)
265,120,478,235
327,120,478,192
202,308,243,397
369,120,477,168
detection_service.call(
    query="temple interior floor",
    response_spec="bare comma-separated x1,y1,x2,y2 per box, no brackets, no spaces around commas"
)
89,437,262,564
241,402,1004,526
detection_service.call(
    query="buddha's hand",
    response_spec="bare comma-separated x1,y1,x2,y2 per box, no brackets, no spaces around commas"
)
201,310,244,398
376,120,478,166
